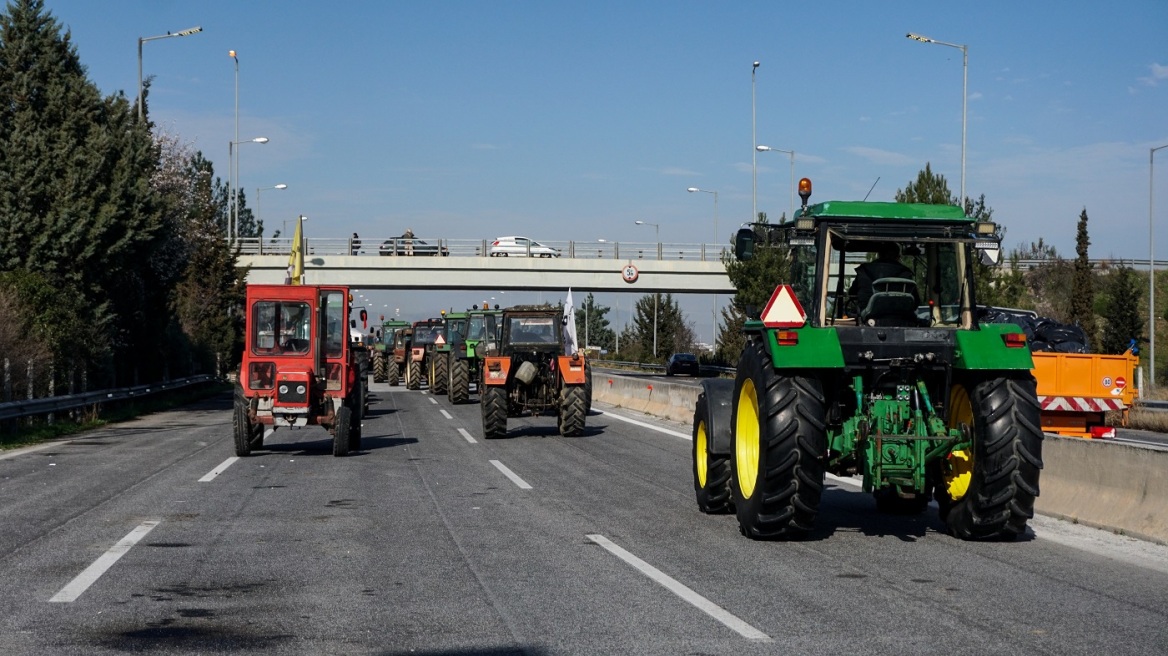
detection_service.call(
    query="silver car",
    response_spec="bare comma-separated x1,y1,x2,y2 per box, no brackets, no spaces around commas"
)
489,236,560,258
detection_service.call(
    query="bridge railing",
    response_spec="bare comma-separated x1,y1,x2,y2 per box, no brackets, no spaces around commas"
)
235,237,728,262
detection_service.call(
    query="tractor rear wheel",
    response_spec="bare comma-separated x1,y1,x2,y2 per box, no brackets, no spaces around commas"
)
388,359,400,386
333,405,352,457
373,352,387,383
731,340,826,539
558,385,587,436
693,391,732,514
233,396,253,457
406,360,421,390
481,386,508,438
449,357,470,404
940,376,1043,540
348,404,362,452
432,353,449,394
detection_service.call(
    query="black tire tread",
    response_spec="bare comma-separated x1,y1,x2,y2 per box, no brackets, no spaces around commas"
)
692,392,732,513
233,398,252,457
388,359,400,386
373,352,387,383
449,357,470,404
406,360,421,390
559,385,586,436
333,406,352,457
481,386,508,438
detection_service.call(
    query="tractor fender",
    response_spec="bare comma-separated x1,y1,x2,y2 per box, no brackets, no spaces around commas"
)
699,378,736,455
557,355,587,385
483,356,511,386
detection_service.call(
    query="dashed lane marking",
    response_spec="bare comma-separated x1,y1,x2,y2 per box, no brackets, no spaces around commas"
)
49,520,161,602
440,409,453,419
458,428,478,444
490,460,532,489
199,457,239,482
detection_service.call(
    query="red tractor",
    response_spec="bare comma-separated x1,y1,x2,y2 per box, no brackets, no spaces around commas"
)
234,284,365,457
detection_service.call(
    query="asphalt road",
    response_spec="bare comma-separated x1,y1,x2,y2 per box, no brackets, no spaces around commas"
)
1,383,1166,655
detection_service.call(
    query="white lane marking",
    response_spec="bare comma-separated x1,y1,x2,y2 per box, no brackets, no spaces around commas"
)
586,534,772,642
421,391,429,395
595,409,691,440
440,409,453,419
458,428,478,444
1112,437,1168,451
50,520,161,602
198,457,239,482
827,473,863,489
490,460,532,489
429,397,438,405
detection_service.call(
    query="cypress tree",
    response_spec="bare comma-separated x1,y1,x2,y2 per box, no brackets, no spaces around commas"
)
1069,209,1097,346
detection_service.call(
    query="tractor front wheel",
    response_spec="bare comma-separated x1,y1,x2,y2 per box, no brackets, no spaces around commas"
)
233,396,253,457
481,386,508,439
693,391,732,513
449,357,470,404
731,340,826,539
939,376,1043,540
431,353,449,394
373,352,387,383
388,359,400,386
333,405,352,457
558,385,586,436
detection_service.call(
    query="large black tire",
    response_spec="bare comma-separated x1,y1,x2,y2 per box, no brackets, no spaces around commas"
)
233,396,252,457
373,352,387,383
449,357,470,404
939,376,1043,540
731,340,826,539
406,359,421,390
558,385,587,436
693,391,732,513
481,385,508,438
348,403,362,452
388,359,400,386
431,352,448,394
584,360,593,414
333,405,352,457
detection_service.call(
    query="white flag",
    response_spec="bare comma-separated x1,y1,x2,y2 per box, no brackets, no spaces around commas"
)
562,288,579,354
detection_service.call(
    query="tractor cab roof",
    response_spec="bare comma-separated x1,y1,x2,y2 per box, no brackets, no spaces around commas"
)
795,201,970,223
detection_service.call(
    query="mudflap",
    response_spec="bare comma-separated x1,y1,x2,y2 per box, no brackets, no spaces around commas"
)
699,378,735,455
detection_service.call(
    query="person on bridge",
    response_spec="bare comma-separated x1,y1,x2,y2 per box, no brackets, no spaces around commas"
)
351,232,361,255
403,228,415,256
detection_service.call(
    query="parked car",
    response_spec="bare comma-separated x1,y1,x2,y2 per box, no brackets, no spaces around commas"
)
665,352,700,377
380,234,449,256
489,236,560,258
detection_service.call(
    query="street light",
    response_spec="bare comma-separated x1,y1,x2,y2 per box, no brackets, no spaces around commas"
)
906,32,968,206
687,187,720,352
1150,144,1168,388
635,220,660,357
256,184,287,234
228,136,269,242
752,61,760,222
137,26,202,123
755,145,795,219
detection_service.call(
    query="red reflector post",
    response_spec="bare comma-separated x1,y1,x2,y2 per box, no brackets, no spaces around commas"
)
777,331,799,346
1003,333,1027,348
1089,426,1116,439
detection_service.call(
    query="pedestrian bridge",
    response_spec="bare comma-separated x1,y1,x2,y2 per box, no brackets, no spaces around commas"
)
236,236,734,293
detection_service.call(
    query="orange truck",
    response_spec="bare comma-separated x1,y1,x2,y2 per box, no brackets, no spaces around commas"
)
1031,350,1139,438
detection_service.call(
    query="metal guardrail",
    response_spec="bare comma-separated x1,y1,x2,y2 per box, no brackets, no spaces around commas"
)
234,237,729,262
0,375,219,422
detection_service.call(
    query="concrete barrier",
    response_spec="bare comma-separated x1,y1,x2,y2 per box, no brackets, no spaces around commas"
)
1035,435,1168,545
594,372,1168,545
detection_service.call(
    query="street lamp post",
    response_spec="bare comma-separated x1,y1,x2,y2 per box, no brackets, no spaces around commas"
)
256,184,287,235
906,32,968,206
228,136,269,242
755,145,795,219
752,61,760,222
1150,144,1168,388
137,26,202,123
687,187,720,352
635,220,660,357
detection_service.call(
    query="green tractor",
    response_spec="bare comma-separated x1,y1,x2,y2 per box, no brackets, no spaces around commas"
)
372,319,410,385
446,307,501,404
693,178,1042,541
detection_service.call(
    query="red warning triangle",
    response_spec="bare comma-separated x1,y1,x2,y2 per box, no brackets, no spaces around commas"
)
435,334,446,346
760,285,807,328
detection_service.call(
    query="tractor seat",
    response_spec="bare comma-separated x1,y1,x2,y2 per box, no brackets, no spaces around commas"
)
860,278,920,327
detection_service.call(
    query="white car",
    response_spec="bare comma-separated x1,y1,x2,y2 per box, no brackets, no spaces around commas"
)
489,236,560,258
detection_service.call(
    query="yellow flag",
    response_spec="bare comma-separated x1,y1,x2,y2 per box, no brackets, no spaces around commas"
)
287,216,304,285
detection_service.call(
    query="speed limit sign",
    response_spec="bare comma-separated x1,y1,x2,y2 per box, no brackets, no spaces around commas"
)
621,264,639,283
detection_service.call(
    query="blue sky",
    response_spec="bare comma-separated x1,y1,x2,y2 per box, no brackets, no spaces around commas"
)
41,1,1168,343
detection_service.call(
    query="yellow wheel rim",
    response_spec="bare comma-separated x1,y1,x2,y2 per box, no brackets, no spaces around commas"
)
945,384,975,501
696,420,709,488
736,378,760,500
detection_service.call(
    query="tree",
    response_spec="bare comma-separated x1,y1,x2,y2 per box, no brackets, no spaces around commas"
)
574,293,615,352
1099,265,1142,355
0,0,163,385
719,211,790,364
625,293,694,362
1069,208,1098,346
895,162,956,205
